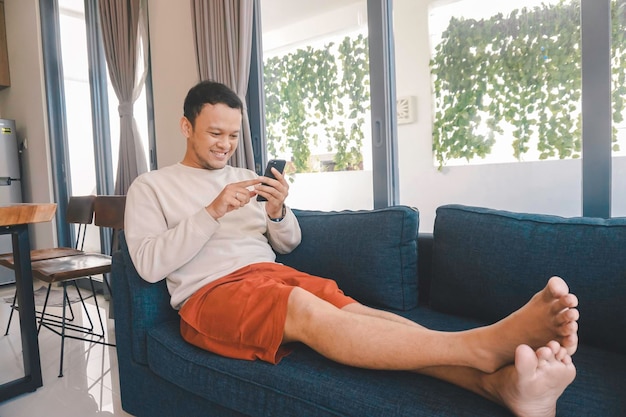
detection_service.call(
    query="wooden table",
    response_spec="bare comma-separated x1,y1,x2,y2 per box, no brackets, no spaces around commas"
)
0,203,56,402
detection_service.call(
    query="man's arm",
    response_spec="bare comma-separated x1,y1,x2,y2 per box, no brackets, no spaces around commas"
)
266,206,301,254
124,177,219,283
255,167,301,254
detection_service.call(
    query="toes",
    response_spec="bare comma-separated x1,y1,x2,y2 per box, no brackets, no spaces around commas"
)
565,293,579,308
536,345,554,362
546,340,561,355
560,353,574,366
546,276,569,299
556,320,578,337
554,308,579,327
557,293,578,309
515,344,539,377
560,334,579,355
565,307,580,322
551,344,575,365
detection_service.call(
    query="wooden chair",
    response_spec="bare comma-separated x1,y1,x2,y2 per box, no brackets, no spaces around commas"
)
1,195,96,335
36,195,126,376
1,194,126,377
93,194,126,300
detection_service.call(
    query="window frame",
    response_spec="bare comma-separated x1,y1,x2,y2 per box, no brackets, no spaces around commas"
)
249,0,399,208
581,0,612,217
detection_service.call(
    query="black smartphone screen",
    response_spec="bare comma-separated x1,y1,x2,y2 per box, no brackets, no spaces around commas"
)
257,159,286,201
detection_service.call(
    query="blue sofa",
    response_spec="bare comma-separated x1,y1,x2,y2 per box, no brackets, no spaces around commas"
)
112,204,626,417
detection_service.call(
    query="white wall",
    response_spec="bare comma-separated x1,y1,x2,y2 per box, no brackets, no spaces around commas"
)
147,0,197,169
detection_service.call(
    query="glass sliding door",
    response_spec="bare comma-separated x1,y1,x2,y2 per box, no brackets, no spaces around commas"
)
259,0,376,210
58,0,99,199
394,0,583,231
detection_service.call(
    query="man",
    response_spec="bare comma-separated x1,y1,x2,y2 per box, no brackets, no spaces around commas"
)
125,80,579,417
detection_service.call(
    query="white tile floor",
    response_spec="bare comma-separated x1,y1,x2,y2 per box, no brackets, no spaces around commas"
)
0,283,133,417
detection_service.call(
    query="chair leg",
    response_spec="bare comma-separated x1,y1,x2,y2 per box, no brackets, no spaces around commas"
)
36,278,115,378
58,282,67,378
64,289,76,322
88,277,106,338
4,291,17,336
38,285,54,334
73,282,95,333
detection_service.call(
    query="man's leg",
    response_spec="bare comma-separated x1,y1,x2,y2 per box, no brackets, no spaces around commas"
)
282,276,578,417
340,300,576,417
283,276,578,373
416,341,576,417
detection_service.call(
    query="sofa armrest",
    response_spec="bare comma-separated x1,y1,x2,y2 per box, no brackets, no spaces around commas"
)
112,231,178,365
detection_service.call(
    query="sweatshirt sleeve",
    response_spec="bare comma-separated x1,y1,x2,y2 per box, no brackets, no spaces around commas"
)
265,206,302,254
124,177,219,283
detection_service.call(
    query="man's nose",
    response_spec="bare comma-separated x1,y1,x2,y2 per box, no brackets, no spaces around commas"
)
216,136,231,148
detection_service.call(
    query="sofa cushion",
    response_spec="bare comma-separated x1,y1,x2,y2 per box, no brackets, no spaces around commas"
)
146,308,626,417
429,204,626,355
276,206,419,310
146,318,513,417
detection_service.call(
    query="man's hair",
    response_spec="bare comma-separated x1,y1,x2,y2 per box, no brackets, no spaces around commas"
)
183,80,243,127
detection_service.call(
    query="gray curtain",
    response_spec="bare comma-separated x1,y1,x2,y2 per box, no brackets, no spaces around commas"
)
99,0,149,195
190,0,255,169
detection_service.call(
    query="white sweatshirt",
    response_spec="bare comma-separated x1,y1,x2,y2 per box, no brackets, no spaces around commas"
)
124,163,302,309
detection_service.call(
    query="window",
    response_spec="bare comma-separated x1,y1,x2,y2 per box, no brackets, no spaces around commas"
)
429,0,583,168
392,0,586,231
257,0,397,210
41,0,153,249
254,1,617,227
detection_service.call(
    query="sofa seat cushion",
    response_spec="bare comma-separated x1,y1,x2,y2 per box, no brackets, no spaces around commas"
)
146,318,512,417
276,206,419,311
145,308,626,417
430,204,626,355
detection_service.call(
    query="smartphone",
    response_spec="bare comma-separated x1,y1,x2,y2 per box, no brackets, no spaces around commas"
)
256,159,286,201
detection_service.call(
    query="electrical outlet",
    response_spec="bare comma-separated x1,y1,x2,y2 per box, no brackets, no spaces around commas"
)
397,96,417,125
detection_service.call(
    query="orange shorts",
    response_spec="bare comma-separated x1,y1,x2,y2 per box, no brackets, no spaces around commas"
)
178,262,356,364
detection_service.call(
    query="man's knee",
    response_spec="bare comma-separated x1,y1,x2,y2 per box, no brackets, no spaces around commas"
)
283,287,338,344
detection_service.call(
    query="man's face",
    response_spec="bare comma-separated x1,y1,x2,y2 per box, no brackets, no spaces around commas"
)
180,103,242,170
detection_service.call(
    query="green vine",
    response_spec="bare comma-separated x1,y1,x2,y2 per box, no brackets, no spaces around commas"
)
263,34,370,173
430,0,626,169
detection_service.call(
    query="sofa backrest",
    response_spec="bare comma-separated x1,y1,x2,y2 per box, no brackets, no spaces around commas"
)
112,206,420,365
429,204,626,354
276,206,419,311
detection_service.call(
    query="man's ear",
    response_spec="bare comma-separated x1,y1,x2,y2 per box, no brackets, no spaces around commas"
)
180,117,192,137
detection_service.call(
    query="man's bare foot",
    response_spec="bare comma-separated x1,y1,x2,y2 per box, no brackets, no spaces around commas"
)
489,341,576,417
474,276,579,372
507,277,579,355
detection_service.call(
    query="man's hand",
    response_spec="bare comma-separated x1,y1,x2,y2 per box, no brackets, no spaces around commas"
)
256,167,289,219
205,178,262,220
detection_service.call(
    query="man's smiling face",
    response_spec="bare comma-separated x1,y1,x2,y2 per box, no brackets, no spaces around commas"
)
180,103,242,170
